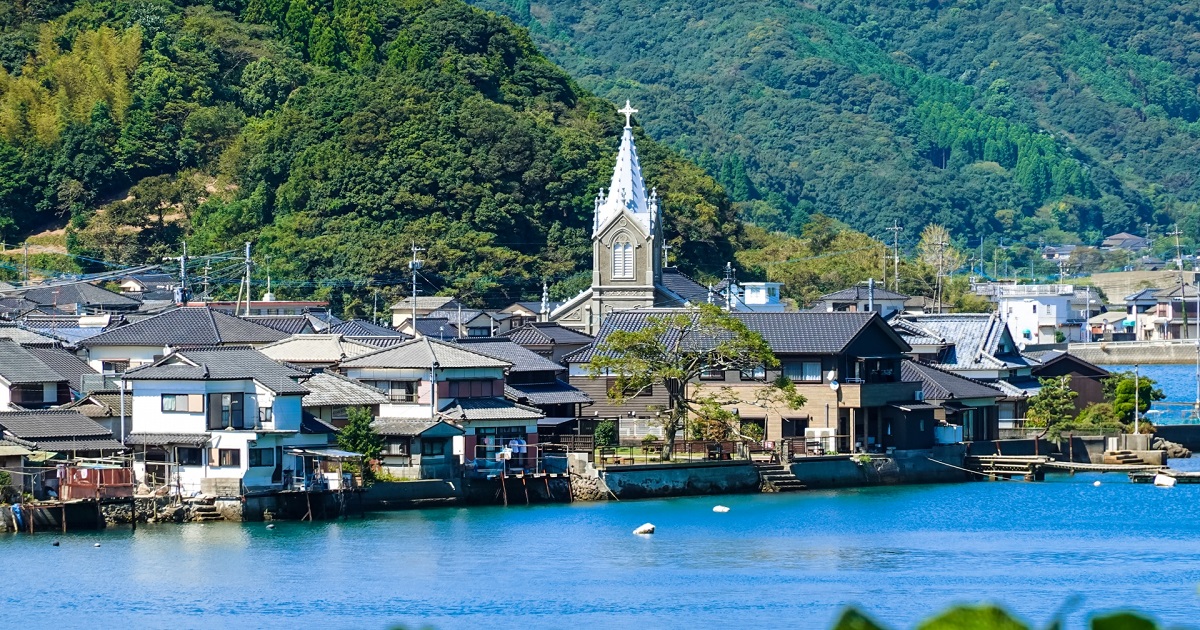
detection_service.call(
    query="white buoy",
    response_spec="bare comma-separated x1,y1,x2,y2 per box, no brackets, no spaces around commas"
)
712,505,730,513
93,543,100,547
1154,474,1177,487
633,523,655,535
266,523,276,530
1093,480,1101,487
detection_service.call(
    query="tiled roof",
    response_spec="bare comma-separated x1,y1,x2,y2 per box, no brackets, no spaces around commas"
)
659,267,713,305
259,334,381,364
507,301,564,315
427,308,488,325
62,391,132,418
244,315,315,335
820,285,909,302
456,338,565,373
300,414,337,434
1124,288,1160,302
0,339,67,384
349,336,412,348
0,323,61,345
22,345,98,392
439,397,543,422
126,432,209,447
374,417,441,437
565,310,693,364
733,312,897,354
21,283,141,309
125,347,309,394
901,361,1003,401
505,381,591,405
80,307,288,347
301,371,388,407
504,322,593,346
340,337,510,370
412,317,453,338
894,313,1026,370
0,410,113,441
391,296,459,311
891,318,947,346
327,319,406,338
35,437,125,452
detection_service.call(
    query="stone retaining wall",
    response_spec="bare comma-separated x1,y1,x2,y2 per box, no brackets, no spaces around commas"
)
1069,341,1199,365
600,461,760,500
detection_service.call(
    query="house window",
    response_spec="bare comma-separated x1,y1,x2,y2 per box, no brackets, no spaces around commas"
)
467,327,490,337
207,393,246,430
371,381,417,403
739,366,767,381
612,241,634,279
248,447,274,467
331,406,348,422
606,377,652,397
213,448,240,467
447,380,496,398
784,362,822,382
386,439,410,456
162,394,203,413
258,406,274,425
700,365,725,380
422,439,446,456
177,447,202,466
101,360,129,374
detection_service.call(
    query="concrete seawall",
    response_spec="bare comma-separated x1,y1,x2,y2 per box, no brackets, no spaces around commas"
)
1069,341,1200,365
601,461,760,499
790,445,969,488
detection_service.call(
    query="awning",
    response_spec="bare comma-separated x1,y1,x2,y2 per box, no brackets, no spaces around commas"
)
537,417,577,427
889,402,938,411
285,446,362,459
126,433,210,447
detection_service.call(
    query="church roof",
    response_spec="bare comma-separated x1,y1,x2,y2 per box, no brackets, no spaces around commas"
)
593,101,656,237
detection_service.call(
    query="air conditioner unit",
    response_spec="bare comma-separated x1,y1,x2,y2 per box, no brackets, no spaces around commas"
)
805,427,836,452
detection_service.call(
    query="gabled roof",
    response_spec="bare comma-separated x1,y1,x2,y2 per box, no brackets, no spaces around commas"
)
1029,350,1110,379
1123,287,1160,302
20,283,142,309
339,336,510,370
259,334,381,364
505,301,564,316
455,338,565,373
412,317,453,338
301,371,388,407
373,417,463,437
428,307,489,326
22,345,98,392
79,307,288,347
895,313,1026,371
438,397,543,422
901,361,1003,401
62,390,132,418
891,318,948,346
327,319,406,338
659,268,713,305
390,296,459,312
733,312,909,354
0,322,62,345
565,309,694,364
124,346,309,394
505,381,591,406
0,410,115,441
820,284,909,302
1154,284,1200,300
244,315,316,335
0,339,67,384
504,322,594,346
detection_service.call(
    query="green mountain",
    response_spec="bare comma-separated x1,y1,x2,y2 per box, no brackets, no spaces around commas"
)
0,0,739,311
471,0,1200,249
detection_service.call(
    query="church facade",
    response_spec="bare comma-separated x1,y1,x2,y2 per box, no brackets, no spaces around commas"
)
548,103,712,334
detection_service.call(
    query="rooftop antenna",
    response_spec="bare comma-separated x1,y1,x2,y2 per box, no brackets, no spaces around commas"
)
723,262,736,311
540,282,549,322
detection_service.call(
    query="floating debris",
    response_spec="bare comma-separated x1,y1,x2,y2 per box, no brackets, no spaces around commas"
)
52,541,59,547
266,524,276,530
93,543,101,547
633,523,655,535
1154,474,1177,488
712,505,730,513
1093,481,1102,487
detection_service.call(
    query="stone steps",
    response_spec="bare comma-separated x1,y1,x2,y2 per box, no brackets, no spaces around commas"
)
755,464,806,493
191,505,224,522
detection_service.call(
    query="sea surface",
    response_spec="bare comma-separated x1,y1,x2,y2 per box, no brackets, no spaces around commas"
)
6,463,1200,629
1108,363,1199,403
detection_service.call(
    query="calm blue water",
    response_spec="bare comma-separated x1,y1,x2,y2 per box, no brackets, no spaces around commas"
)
6,467,1200,629
1108,363,1198,404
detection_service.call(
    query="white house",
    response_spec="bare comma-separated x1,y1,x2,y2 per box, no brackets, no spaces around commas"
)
123,347,337,497
78,307,289,374
815,283,908,318
338,337,544,473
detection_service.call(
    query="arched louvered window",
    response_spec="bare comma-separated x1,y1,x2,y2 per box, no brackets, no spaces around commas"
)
612,241,634,279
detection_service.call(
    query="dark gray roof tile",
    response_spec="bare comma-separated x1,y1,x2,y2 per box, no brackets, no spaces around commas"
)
125,347,309,394
80,307,288,347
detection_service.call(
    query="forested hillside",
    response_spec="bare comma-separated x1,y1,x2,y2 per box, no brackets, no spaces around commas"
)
0,0,739,310
474,0,1200,251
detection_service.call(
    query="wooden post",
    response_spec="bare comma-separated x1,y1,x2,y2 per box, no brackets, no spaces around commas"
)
522,477,530,505
61,503,66,533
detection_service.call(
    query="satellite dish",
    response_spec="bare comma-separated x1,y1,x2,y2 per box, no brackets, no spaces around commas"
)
829,380,840,391
1018,342,1027,351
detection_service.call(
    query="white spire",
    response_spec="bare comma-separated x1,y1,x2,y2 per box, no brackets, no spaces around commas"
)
595,101,651,235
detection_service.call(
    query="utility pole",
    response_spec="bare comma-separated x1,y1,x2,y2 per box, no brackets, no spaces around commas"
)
162,242,191,304
886,221,903,291
243,242,253,317
410,243,424,332
1170,225,1186,339
22,241,28,286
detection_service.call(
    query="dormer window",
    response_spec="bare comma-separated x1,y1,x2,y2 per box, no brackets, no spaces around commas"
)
613,240,634,279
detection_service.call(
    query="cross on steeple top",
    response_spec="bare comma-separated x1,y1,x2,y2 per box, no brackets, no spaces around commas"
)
619,100,638,128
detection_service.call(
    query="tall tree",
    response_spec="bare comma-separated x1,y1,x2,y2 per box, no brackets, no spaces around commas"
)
585,304,799,459
337,406,383,482
918,224,965,311
1025,375,1078,432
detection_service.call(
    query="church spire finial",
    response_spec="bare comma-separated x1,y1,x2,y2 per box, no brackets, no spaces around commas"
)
619,100,638,129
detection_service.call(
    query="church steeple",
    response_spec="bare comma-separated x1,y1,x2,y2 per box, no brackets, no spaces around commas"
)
594,100,653,236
